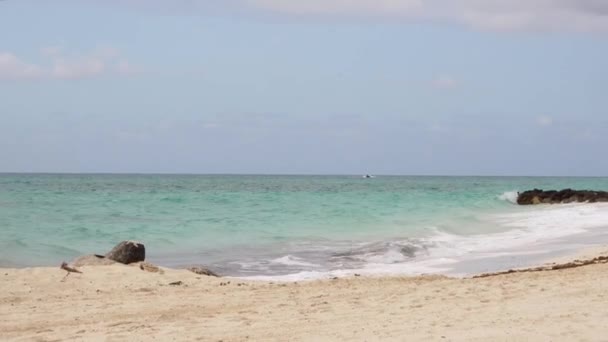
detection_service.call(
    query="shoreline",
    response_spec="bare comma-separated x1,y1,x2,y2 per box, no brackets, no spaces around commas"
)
3,247,608,341
10,201,608,280
4,227,608,280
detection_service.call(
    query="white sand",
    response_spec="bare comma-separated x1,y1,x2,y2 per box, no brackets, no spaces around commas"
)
2,259,608,341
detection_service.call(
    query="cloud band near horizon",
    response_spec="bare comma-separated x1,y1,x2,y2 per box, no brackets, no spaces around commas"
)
0,46,138,81
247,0,608,33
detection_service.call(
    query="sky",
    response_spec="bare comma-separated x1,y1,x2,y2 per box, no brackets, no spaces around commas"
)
0,0,607,176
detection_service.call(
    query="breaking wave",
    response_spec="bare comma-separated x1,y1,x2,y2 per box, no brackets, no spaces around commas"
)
498,191,519,204
237,203,608,281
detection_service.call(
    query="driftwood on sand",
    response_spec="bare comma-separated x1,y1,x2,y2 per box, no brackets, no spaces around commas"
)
187,266,220,277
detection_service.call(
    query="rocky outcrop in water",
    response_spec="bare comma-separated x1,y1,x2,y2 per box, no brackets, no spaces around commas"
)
517,189,608,205
105,241,146,264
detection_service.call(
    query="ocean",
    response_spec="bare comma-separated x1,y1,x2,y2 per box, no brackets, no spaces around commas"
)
2,174,608,280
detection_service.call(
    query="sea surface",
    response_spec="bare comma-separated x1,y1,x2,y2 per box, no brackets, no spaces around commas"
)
2,174,608,280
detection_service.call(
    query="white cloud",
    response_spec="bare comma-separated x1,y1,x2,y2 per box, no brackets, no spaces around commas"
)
0,53,45,80
537,115,554,127
246,0,608,32
431,75,458,89
51,57,106,80
81,1,608,33
0,46,140,81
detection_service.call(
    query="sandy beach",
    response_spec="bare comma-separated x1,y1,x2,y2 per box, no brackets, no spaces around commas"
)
3,0,607,339
2,253,608,342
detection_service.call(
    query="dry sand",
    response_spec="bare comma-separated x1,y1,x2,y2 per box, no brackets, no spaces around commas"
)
2,258,608,342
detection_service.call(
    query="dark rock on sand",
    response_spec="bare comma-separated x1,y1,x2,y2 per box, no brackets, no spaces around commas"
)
71,254,117,267
517,189,608,205
187,266,220,277
139,262,164,274
105,241,146,264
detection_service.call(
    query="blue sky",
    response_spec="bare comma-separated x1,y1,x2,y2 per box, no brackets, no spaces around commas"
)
1,0,607,175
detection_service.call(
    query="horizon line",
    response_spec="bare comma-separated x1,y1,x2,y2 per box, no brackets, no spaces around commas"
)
0,172,606,178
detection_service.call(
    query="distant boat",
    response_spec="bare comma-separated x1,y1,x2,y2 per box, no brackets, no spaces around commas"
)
362,174,375,179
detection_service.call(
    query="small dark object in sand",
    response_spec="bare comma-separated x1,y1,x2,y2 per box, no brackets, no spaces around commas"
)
187,266,220,277
139,262,163,273
60,262,82,282
168,281,184,286
354,274,361,277
61,262,82,273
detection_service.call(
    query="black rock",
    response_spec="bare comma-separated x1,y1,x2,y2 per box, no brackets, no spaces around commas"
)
517,189,608,205
105,241,146,264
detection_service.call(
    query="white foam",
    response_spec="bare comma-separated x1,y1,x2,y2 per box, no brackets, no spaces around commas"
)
362,248,408,264
405,202,608,275
229,260,271,271
271,255,321,267
428,203,608,257
240,259,455,282
498,191,519,204
241,270,336,282
239,203,608,282
494,202,608,236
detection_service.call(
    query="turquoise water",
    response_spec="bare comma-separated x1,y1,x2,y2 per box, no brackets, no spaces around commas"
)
2,174,608,278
